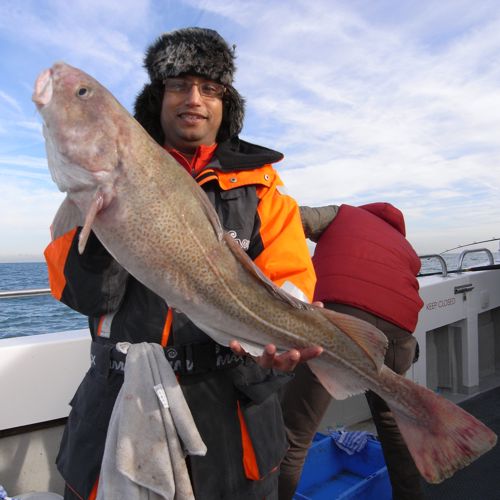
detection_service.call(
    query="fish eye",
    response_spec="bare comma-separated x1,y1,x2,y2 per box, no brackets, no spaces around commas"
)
76,86,92,99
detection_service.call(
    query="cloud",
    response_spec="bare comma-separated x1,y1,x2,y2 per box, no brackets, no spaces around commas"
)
211,1,500,254
1,0,500,258
15,120,43,133
0,155,47,169
0,0,148,97
0,177,64,257
0,90,22,113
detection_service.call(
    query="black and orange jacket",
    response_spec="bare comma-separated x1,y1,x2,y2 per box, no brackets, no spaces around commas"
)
44,137,316,346
44,137,316,497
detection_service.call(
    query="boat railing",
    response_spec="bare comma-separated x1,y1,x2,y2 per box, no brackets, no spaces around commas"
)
0,288,51,299
456,248,494,272
419,254,448,277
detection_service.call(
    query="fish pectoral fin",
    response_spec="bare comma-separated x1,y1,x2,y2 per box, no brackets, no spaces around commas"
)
51,196,84,241
308,358,367,400
223,232,311,310
78,188,104,254
318,308,388,372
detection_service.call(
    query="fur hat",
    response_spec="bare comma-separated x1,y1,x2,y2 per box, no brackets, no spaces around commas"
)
134,27,245,144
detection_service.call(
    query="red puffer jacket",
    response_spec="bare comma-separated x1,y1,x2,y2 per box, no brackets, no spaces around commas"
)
312,203,423,332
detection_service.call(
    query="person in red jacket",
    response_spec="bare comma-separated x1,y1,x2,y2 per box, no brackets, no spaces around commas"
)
279,203,424,500
45,27,320,500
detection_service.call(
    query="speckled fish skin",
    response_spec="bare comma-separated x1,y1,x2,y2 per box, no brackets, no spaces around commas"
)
34,62,496,484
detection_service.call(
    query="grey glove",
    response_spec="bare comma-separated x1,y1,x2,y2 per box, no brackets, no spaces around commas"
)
299,205,339,242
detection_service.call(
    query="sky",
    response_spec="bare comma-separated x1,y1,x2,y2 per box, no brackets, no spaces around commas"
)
1,0,500,262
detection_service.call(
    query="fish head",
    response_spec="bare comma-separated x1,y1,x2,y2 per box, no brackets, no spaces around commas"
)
32,62,125,203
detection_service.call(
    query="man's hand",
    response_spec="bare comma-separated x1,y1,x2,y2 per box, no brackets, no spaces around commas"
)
229,341,323,372
229,301,325,371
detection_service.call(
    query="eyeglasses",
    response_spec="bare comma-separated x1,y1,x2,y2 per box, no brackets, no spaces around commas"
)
163,78,226,99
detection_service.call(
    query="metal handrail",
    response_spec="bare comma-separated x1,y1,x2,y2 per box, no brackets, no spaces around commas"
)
0,288,51,299
419,254,448,277
457,248,494,272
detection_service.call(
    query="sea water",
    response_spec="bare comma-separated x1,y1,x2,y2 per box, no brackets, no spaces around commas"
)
0,262,87,339
0,251,498,340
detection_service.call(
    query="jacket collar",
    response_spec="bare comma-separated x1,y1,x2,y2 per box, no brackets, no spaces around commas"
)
214,137,283,171
165,137,284,175
165,143,217,176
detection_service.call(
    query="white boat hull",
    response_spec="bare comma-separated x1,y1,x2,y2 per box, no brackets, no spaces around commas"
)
1,268,499,495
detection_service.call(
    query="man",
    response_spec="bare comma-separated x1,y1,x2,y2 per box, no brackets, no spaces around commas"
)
279,203,425,500
44,28,318,500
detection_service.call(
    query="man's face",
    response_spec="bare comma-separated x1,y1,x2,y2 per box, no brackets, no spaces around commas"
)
160,75,223,154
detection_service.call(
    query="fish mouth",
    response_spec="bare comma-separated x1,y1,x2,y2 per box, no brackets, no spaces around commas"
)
32,68,53,108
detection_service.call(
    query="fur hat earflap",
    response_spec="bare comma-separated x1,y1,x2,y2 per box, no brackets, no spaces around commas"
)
219,84,245,141
134,81,164,145
135,27,246,143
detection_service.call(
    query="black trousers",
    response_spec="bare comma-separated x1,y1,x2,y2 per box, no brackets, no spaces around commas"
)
279,303,424,500
59,341,287,500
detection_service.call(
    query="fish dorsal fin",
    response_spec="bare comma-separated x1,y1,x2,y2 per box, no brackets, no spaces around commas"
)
51,196,84,240
191,179,310,311
191,182,225,241
318,308,388,372
223,232,311,310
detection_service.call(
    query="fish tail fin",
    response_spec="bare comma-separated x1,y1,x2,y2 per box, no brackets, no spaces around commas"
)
381,367,497,483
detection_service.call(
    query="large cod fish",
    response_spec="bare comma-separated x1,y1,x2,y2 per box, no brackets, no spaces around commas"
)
33,62,496,483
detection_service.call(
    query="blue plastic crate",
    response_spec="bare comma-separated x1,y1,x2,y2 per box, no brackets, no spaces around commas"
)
294,433,392,500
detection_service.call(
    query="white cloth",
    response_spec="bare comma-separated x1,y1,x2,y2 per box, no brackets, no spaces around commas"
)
331,429,373,455
96,342,207,500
